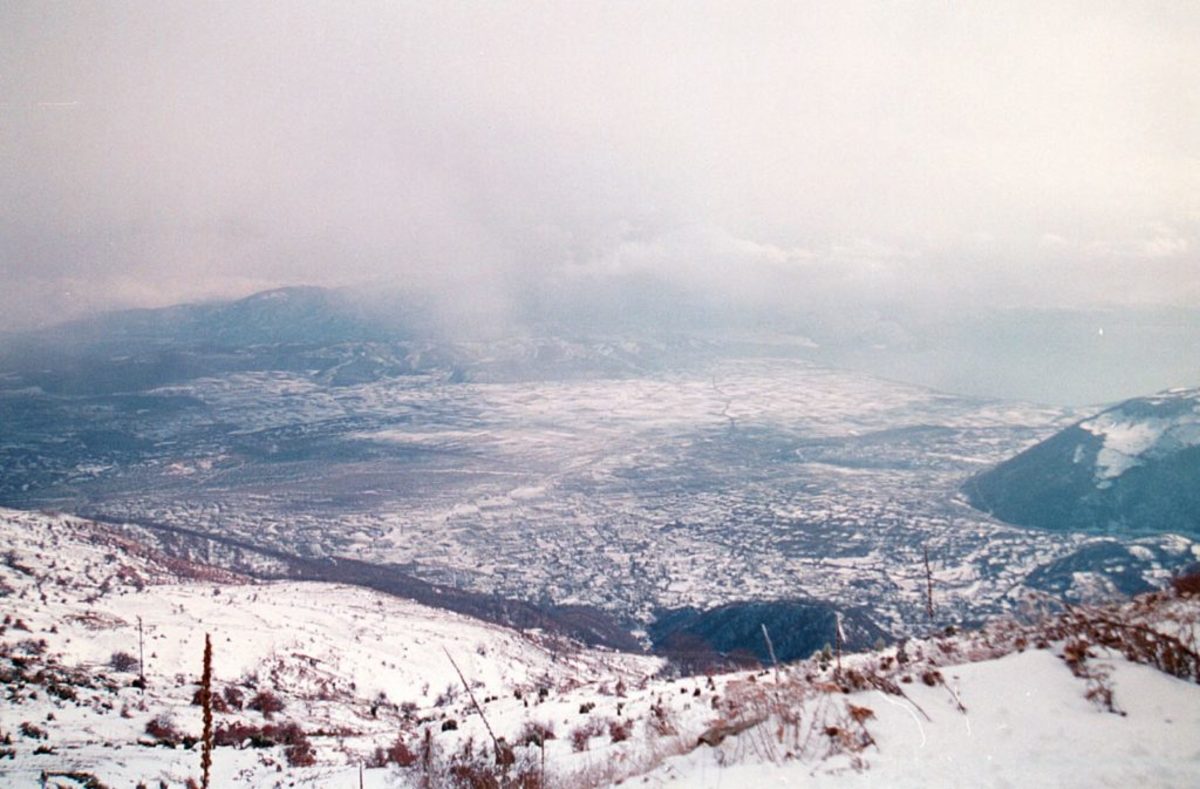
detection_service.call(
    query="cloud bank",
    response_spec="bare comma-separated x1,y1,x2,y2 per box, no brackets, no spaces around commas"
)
1,1,1197,331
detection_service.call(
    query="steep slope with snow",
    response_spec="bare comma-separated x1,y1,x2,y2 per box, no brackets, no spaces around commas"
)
0,509,657,786
964,388,1200,537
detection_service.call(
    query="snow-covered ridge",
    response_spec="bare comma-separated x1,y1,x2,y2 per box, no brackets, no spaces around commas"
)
1079,387,1200,482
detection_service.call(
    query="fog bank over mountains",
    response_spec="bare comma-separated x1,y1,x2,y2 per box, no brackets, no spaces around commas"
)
2,2,1197,404
3,282,1195,407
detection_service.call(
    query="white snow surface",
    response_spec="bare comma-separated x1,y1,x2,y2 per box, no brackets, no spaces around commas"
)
3,507,1200,788
1080,390,1200,481
647,651,1200,788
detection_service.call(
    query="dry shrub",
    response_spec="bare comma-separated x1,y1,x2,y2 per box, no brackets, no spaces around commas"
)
213,721,269,748
1084,670,1118,714
109,651,138,672
145,714,184,746
191,686,229,713
433,735,544,789
446,760,543,789
517,720,556,747
847,704,874,724
563,732,692,788
569,719,605,752
247,689,285,719
608,719,632,743
19,721,48,740
447,760,502,789
213,720,307,749
822,713,875,759
223,686,245,711
1048,605,1200,685
285,736,317,767
1170,570,1200,597
648,701,677,737
369,734,418,768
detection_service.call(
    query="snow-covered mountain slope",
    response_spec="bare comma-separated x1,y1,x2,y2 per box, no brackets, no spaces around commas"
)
964,388,1200,537
1081,389,1200,481
4,506,1200,788
0,508,658,786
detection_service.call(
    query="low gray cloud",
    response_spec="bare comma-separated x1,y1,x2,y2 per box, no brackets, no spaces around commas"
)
1,1,1197,332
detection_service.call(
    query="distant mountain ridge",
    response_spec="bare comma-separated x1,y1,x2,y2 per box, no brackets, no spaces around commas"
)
0,286,727,395
37,286,408,350
964,388,1200,537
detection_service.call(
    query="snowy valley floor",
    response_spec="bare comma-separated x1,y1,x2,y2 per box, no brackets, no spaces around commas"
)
2,508,1199,788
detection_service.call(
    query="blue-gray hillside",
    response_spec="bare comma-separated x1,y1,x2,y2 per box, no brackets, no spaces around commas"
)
964,389,1200,538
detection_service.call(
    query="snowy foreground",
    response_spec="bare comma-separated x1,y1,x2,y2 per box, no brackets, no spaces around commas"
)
2,508,1199,788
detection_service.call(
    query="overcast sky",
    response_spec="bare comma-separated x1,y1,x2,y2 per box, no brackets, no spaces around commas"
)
1,1,1197,331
